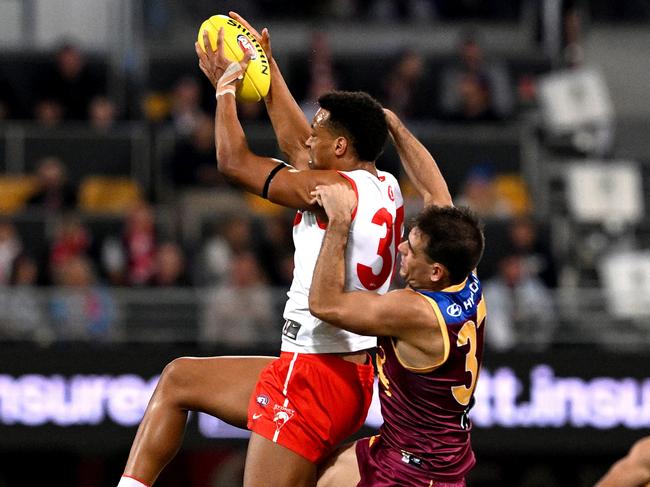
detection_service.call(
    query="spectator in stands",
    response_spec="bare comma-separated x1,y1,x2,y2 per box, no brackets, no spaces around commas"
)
100,235,126,286
254,213,295,287
439,32,513,121
275,251,296,289
455,163,515,220
34,98,65,126
450,72,502,122
121,202,158,286
89,95,118,132
483,252,557,351
49,255,116,341
238,100,268,122
239,97,265,120
380,48,427,120
27,156,78,212
200,250,276,346
0,254,45,341
0,220,22,285
168,75,205,137
35,42,104,121
533,0,585,67
508,216,559,288
298,32,338,122
168,112,227,188
98,203,158,287
48,215,93,285
10,253,39,287
152,242,190,287
194,215,253,285
516,74,538,113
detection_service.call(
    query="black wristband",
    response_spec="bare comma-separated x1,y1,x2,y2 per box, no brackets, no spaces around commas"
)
262,163,288,199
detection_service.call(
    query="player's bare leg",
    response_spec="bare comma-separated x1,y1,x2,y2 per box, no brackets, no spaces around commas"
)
243,433,318,487
120,356,274,486
317,441,360,487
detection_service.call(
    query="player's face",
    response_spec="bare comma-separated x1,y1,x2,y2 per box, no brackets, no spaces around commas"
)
305,108,338,170
398,227,435,288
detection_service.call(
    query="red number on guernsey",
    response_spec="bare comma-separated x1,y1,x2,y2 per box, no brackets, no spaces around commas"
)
393,206,404,277
357,208,394,290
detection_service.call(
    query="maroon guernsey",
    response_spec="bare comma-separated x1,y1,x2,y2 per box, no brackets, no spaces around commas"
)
357,272,486,486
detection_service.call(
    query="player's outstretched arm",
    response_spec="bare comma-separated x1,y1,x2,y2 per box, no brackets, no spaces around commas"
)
196,29,343,209
384,109,452,208
309,184,429,338
595,436,650,487
195,30,279,193
229,12,311,170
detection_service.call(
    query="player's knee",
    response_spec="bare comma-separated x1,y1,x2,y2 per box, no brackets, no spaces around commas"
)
158,357,196,399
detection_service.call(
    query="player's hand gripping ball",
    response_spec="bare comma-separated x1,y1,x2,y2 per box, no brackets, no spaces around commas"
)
197,14,271,102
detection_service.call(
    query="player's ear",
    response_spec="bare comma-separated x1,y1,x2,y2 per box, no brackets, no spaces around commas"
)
430,263,447,284
334,136,348,156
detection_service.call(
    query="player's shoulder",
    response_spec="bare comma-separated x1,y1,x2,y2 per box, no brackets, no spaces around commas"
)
377,169,400,184
377,170,403,201
287,166,353,186
370,168,398,187
391,288,434,309
391,288,445,329
345,169,401,195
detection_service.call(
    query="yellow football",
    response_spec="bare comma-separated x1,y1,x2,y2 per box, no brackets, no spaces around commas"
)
197,14,271,102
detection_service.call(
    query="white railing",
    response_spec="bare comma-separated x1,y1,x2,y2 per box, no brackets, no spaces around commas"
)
0,286,648,348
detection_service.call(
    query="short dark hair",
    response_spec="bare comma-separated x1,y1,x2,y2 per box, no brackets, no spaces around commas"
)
413,205,485,284
317,91,387,162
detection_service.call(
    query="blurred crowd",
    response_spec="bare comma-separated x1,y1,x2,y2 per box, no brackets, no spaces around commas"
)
0,170,295,344
0,2,623,350
143,0,650,29
0,152,559,351
0,32,548,128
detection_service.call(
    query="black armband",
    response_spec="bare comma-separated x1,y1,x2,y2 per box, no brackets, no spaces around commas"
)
262,162,288,199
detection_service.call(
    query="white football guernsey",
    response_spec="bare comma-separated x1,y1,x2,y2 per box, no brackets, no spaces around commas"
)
281,169,404,353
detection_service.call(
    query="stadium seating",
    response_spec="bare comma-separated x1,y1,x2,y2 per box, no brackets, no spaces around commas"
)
78,176,143,214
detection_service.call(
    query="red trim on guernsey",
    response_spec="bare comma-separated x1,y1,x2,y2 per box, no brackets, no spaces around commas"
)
123,474,152,487
293,211,303,226
391,205,405,284
316,214,328,230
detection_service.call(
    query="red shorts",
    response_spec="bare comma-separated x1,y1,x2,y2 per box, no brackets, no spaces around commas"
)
247,351,374,463
356,435,467,487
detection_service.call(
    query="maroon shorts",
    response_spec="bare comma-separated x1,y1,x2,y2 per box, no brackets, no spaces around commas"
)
356,435,467,487
247,351,374,463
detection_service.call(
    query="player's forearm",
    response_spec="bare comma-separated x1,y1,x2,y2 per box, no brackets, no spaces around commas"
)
264,59,311,169
215,95,258,192
309,217,350,322
386,111,452,207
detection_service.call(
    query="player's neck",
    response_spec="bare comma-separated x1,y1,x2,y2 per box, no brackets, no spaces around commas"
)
338,158,377,176
410,277,455,293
